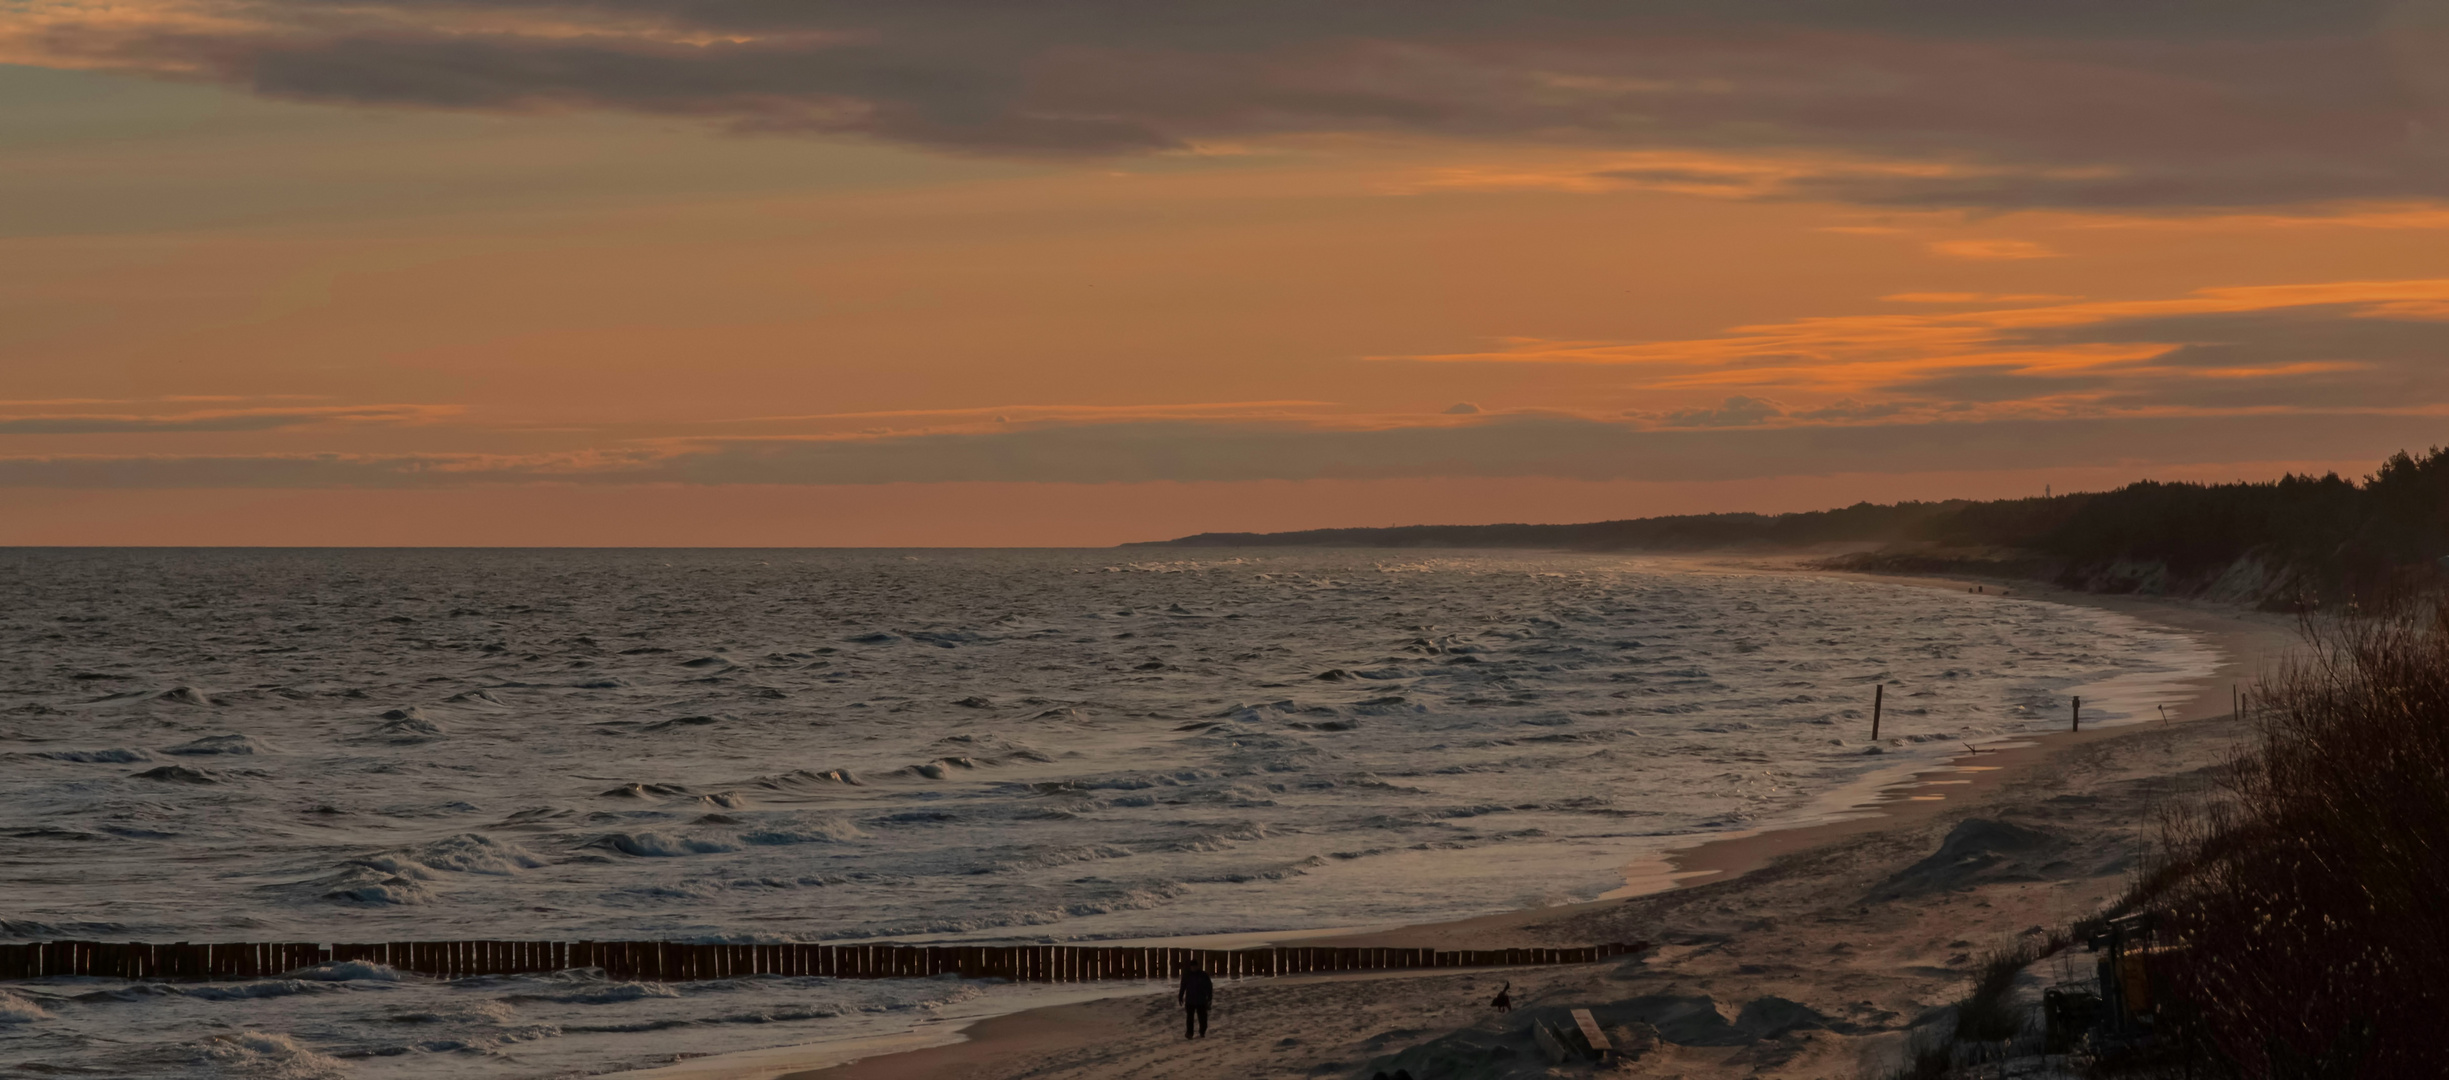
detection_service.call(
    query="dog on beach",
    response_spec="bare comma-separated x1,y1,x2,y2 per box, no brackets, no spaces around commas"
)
1489,982,1512,1012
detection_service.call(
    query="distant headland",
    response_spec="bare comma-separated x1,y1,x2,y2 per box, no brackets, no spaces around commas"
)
1128,447,2449,609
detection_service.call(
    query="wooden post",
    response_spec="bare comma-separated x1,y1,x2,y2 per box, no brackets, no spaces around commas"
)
1871,683,1883,742
2072,695,2081,732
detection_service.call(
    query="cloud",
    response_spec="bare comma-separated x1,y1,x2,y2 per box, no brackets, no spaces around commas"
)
9,409,2449,489
1652,395,1785,427
8,0,2449,208
1878,365,2118,403
725,400,1339,431
1442,402,1482,414
1882,293,2080,304
1387,278,2449,415
1790,398,1908,422
0,404,453,435
1926,239,2061,260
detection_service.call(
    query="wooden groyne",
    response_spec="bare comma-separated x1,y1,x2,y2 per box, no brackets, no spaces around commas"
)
0,940,1646,983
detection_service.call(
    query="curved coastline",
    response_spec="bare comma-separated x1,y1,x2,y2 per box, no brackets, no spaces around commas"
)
603,572,2294,1080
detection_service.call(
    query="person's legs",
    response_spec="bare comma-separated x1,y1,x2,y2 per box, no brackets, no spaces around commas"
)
1194,1003,1210,1036
1184,1005,1198,1038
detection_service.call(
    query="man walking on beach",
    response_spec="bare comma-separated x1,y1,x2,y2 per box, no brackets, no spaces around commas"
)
1178,961,1214,1038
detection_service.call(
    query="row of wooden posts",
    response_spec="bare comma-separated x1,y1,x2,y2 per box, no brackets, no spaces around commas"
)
0,939,1646,984
1870,683,2091,740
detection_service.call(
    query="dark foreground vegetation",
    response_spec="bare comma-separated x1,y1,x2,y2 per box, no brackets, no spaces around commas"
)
1136,447,2449,607
1877,606,2449,1078
2117,609,2449,1078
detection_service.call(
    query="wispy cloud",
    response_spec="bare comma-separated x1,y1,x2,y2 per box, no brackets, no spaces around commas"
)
0,404,456,435
8,409,2449,488
1882,293,2081,304
1646,396,1787,428
727,401,1338,429
1386,278,2449,418
1926,239,2060,260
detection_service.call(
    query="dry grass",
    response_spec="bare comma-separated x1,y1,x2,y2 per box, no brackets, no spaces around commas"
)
2133,606,2449,1078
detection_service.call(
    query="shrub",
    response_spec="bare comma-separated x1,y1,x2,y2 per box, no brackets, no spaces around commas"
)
2140,608,2449,1077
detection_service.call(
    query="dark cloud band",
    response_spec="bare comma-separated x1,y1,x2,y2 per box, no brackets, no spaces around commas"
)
19,0,2449,207
3,410,2441,488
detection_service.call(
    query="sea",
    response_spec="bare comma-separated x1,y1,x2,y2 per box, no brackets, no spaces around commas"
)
0,548,2217,1078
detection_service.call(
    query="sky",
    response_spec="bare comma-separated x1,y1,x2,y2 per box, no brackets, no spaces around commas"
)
9,1,2449,545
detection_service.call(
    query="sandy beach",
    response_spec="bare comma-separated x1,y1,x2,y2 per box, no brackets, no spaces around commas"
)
604,576,2294,1080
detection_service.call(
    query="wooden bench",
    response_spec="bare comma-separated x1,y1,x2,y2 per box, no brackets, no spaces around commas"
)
1573,1008,1615,1060
1534,1009,1616,1064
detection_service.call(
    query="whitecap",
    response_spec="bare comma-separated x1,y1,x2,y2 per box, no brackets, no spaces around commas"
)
179,980,342,1001
320,875,435,905
357,833,546,878
36,748,150,763
163,734,266,756
369,715,446,742
195,1031,349,1079
590,831,742,857
286,960,401,982
739,818,864,845
0,990,49,1023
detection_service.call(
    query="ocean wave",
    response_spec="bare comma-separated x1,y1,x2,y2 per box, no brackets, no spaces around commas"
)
589,831,742,857
885,880,1191,935
195,1031,349,1079
510,978,682,1005
595,783,743,807
33,748,149,763
164,734,267,756
600,782,690,798
178,980,350,1002
900,756,987,779
369,708,446,741
998,843,1136,869
287,960,402,982
1162,823,1275,853
1059,882,1188,918
640,714,726,732
1,918,130,938
1192,855,1326,884
357,833,547,878
753,768,863,789
738,818,864,845
320,874,436,905
703,1006,842,1024
0,990,48,1023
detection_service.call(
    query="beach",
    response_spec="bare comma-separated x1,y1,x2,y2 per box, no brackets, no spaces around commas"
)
607,578,2293,1080
0,550,2256,1076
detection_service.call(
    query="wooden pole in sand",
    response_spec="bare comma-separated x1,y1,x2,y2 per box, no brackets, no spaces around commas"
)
2071,696,2081,732
1871,684,1883,742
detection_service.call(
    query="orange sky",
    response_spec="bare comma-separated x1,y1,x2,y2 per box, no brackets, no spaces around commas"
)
8,3,2449,545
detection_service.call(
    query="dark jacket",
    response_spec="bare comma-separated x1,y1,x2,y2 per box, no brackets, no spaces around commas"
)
1178,967,1214,1007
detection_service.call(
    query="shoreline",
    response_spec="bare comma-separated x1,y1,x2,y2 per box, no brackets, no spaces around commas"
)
606,571,2294,1080
1642,571,2289,901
